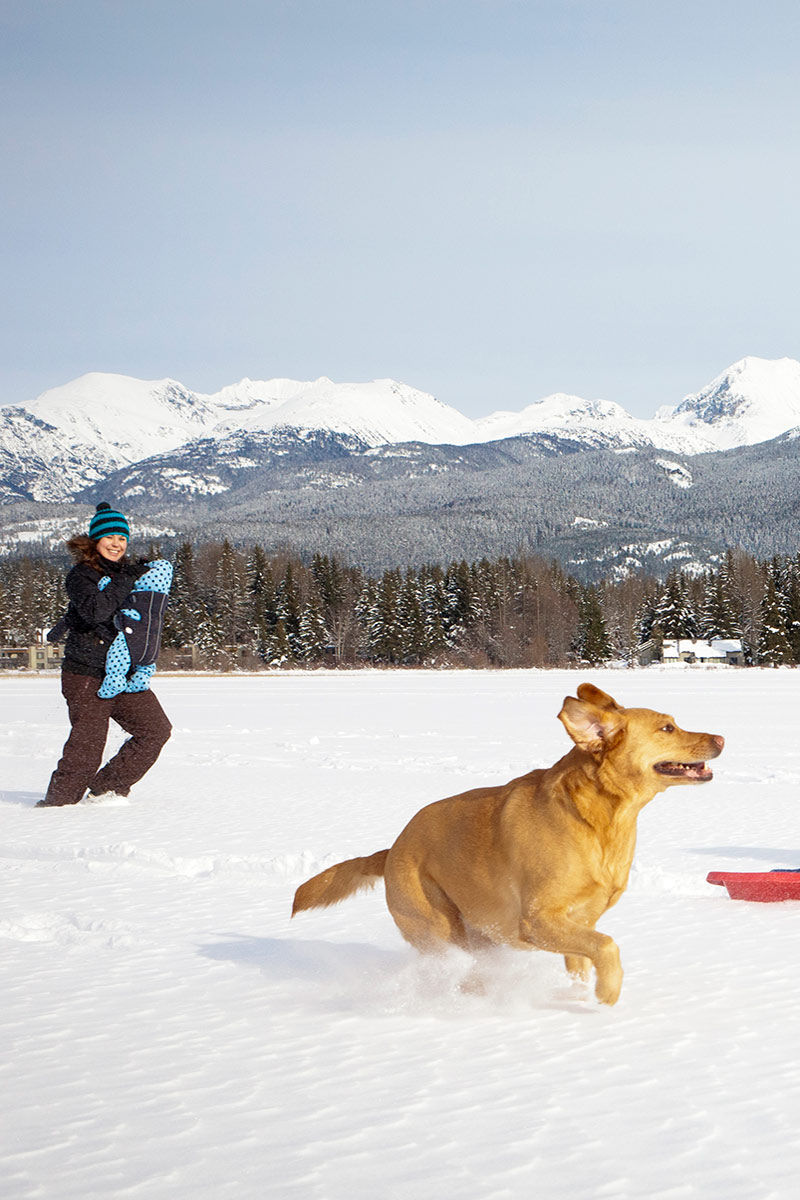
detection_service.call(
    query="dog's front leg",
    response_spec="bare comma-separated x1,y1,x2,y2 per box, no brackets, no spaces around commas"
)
564,954,592,982
519,913,623,1005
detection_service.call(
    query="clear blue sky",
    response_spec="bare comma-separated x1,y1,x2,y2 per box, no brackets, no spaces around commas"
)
3,0,800,418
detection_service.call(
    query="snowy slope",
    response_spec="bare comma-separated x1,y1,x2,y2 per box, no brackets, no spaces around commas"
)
0,373,228,498
0,373,477,498
23,373,476,451
23,373,222,464
473,393,716,454
0,407,109,502
3,668,800,1199
210,376,479,447
199,377,304,411
3,357,800,503
655,356,800,450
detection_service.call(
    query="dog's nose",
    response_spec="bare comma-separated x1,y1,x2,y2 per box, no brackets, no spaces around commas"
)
711,734,725,752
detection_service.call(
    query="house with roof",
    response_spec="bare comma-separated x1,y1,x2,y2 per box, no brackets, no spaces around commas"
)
659,638,744,666
0,642,63,671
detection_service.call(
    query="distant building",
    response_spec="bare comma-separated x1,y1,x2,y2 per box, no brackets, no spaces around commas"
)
0,644,63,670
640,637,744,666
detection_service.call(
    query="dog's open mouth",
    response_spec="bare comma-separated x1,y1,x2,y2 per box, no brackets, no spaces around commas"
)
654,761,713,781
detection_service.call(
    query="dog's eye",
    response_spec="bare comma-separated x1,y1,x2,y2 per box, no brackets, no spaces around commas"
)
660,723,675,733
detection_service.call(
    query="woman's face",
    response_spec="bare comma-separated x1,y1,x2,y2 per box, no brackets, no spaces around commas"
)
96,534,128,562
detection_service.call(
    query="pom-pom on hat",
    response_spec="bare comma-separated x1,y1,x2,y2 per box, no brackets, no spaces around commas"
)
88,502,130,541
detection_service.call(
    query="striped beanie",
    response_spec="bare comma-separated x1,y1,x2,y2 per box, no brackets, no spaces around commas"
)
88,502,130,541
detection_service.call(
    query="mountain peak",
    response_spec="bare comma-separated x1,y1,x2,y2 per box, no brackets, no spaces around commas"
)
657,356,800,449
233,377,477,446
4,357,800,503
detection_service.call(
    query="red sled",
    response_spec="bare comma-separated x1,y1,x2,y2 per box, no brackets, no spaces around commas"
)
707,870,800,902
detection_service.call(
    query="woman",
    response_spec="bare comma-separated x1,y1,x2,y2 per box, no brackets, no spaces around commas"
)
38,502,172,807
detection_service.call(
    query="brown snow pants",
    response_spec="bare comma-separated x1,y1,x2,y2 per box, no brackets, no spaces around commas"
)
43,673,172,806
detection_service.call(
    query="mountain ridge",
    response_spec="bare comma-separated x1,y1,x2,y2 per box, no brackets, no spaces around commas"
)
2,356,800,581
4,353,800,505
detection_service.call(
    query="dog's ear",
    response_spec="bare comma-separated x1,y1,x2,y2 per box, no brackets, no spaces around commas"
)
576,683,621,712
559,695,624,757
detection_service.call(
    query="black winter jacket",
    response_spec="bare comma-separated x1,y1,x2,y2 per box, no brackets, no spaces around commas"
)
61,558,143,679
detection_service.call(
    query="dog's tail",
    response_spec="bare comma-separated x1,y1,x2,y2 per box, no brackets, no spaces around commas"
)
291,849,390,917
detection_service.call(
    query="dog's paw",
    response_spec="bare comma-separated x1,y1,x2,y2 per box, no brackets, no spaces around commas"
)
594,971,623,1005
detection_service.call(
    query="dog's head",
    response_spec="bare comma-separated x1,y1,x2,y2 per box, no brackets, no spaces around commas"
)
558,682,724,791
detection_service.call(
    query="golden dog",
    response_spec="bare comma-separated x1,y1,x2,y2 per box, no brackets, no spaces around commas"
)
292,683,724,1004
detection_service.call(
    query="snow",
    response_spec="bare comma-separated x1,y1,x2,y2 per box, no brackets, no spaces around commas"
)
0,374,478,501
655,458,693,488
3,668,800,1199
216,377,479,447
23,373,219,466
622,538,675,555
656,356,800,450
198,377,302,414
473,392,709,454
474,392,631,440
0,516,176,556
662,638,744,662
6,356,800,501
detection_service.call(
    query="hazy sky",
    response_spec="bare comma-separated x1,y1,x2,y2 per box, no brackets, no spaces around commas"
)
3,0,800,418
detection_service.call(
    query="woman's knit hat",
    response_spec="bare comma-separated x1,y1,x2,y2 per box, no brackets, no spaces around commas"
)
88,501,130,541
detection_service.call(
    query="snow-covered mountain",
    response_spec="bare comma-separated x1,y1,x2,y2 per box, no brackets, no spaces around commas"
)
473,393,715,454
208,377,478,445
472,357,800,454
23,373,222,465
0,373,477,501
654,356,800,450
3,356,800,503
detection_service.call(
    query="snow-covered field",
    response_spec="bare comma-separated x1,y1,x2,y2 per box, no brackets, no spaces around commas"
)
2,668,800,1199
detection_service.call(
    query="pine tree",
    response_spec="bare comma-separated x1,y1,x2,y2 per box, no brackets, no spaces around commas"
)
296,589,330,661
494,556,517,630
256,616,292,666
4,558,58,643
598,577,640,666
364,570,403,662
0,573,12,642
700,570,739,640
313,553,360,662
312,553,347,613
277,563,302,659
355,577,378,659
246,546,279,660
195,605,228,667
716,552,741,637
785,554,800,662
757,574,793,665
418,565,447,660
653,572,698,640
573,585,613,666
215,540,247,649
469,560,492,627
246,545,271,614
163,541,198,648
398,569,425,664
443,560,474,647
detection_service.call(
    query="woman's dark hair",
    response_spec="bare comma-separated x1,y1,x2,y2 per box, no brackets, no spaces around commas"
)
66,534,130,571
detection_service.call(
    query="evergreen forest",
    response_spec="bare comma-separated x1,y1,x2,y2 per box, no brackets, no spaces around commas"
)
2,541,800,669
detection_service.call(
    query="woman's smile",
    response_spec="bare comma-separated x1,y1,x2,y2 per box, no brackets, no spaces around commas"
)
96,534,128,562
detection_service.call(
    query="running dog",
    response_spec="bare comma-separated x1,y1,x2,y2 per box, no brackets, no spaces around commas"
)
292,684,724,1004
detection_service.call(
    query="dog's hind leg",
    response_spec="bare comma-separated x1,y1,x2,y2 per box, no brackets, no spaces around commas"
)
385,867,471,954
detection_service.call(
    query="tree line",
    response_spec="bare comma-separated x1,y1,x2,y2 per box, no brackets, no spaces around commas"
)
1,542,800,668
